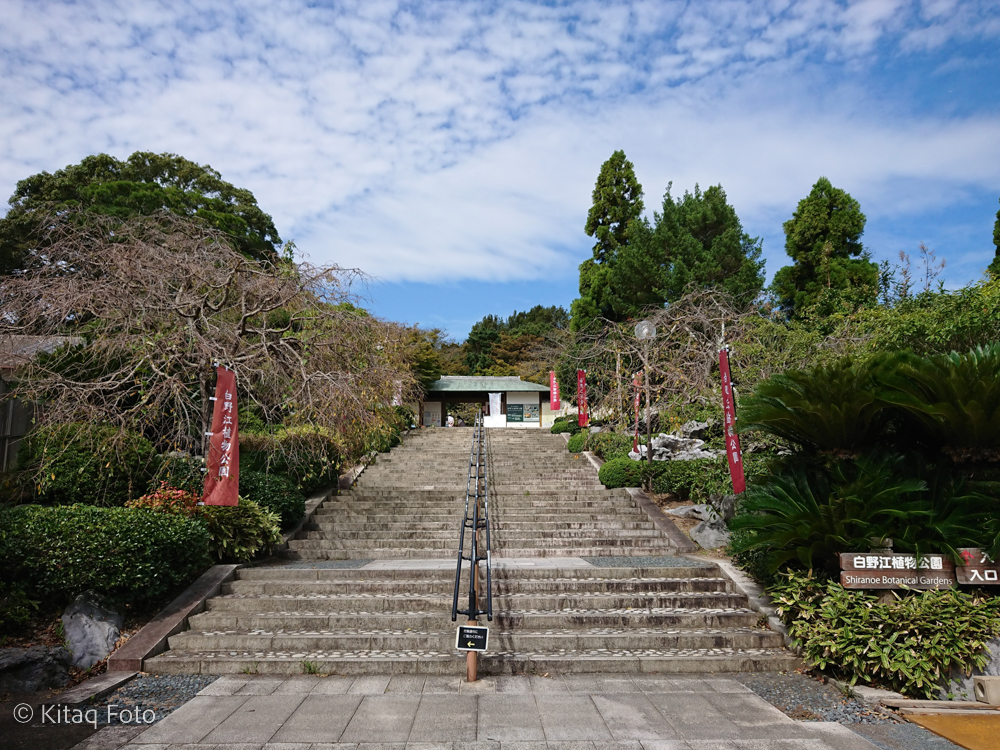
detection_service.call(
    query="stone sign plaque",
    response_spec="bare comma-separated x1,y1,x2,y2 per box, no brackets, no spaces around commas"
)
839,553,955,590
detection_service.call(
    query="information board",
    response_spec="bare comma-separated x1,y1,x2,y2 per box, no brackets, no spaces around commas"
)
957,548,1000,584
456,625,489,652
506,404,523,422
523,404,539,421
839,553,955,590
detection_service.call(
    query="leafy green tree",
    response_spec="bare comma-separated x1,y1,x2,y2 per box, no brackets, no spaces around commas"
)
989,198,1000,278
464,315,504,374
1,151,282,273
572,150,644,330
609,183,765,316
771,177,878,318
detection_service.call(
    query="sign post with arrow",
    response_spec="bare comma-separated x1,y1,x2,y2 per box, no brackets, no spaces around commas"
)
456,625,489,652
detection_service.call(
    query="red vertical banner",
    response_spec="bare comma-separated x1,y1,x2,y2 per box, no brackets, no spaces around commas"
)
577,369,589,428
202,366,239,506
718,348,746,494
549,370,561,411
632,371,642,452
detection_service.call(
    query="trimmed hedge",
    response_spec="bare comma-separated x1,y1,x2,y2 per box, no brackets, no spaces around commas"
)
567,433,586,453
0,504,210,607
598,457,645,488
239,470,307,529
651,459,730,500
17,423,158,506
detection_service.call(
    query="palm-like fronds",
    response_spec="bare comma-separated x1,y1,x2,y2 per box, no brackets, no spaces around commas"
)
738,357,889,454
729,454,1000,575
877,345,1000,454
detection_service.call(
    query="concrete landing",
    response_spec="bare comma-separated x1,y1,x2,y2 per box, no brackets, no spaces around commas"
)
77,672,882,750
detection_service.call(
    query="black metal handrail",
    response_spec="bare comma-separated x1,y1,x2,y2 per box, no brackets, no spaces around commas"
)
451,411,493,623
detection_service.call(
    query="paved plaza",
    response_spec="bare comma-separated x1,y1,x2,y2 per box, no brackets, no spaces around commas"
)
75,673,884,750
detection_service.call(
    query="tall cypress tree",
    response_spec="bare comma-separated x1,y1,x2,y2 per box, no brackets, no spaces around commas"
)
771,177,878,318
570,150,644,330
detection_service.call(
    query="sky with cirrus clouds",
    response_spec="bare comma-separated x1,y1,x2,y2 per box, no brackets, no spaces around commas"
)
2,0,999,339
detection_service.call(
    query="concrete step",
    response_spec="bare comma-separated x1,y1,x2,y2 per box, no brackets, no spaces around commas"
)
186,607,764,632
166,626,783,653
145,648,800,676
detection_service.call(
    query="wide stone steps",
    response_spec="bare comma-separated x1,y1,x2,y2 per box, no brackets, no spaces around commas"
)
147,428,798,675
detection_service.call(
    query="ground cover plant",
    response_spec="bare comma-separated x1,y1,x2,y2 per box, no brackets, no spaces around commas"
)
769,571,1000,698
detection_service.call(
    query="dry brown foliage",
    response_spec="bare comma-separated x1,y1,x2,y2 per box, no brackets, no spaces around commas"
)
0,211,415,463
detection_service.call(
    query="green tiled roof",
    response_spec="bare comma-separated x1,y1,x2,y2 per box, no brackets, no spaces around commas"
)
427,376,550,392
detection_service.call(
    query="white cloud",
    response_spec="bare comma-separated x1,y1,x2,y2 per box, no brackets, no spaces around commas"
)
1,0,998,287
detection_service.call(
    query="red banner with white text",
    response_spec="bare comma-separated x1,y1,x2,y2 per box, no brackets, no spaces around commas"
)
549,370,560,411
632,371,642,452
577,369,589,428
718,348,746,494
202,366,239,506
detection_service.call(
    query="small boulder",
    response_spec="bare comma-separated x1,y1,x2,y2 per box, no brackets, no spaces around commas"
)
680,420,712,439
61,591,124,669
0,646,72,693
690,518,731,550
665,504,715,521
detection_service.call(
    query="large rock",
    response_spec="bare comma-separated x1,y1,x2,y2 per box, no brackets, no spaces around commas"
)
62,591,124,669
689,518,731,550
0,646,71,693
680,420,712,439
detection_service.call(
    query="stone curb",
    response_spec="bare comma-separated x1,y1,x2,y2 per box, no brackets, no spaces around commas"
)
569,443,699,555
275,485,336,551
47,670,138,706
106,564,240,672
710,557,799,653
827,677,906,706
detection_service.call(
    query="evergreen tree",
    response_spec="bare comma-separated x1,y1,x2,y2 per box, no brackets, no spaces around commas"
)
771,177,878,317
571,150,644,330
610,183,765,315
989,197,1000,278
1,151,282,273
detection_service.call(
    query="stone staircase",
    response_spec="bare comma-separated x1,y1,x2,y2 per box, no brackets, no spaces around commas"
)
146,428,798,675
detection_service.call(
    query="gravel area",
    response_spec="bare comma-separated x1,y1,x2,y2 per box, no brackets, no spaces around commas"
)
582,555,710,567
88,674,218,725
731,672,962,750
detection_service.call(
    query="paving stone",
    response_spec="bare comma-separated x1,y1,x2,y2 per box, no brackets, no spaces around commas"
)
201,695,307,744
340,695,422,743
129,696,248,745
535,695,613,741
268,695,363,743
591,693,680,741
409,695,477,742
477,695,545,741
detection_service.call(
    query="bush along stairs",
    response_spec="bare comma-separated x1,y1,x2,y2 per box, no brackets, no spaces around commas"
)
146,428,797,675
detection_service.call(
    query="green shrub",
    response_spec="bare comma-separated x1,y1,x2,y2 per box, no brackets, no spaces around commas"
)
651,459,729,500
197,498,281,563
239,470,306,529
0,504,210,607
152,452,205,495
586,432,633,461
0,581,38,636
127,482,200,516
567,433,586,453
769,570,1000,698
550,419,571,434
598,457,644,488
242,427,342,493
17,423,158,506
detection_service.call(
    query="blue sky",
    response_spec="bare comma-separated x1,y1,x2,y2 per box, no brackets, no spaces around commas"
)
2,1,999,340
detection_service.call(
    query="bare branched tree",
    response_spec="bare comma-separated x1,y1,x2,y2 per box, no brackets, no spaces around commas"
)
561,288,857,434
1,211,415,471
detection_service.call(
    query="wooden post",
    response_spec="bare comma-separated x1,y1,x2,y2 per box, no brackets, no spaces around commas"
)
467,519,479,682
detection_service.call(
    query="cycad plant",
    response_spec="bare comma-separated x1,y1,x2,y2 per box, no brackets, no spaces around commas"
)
877,345,1000,459
738,356,889,455
729,453,1000,576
